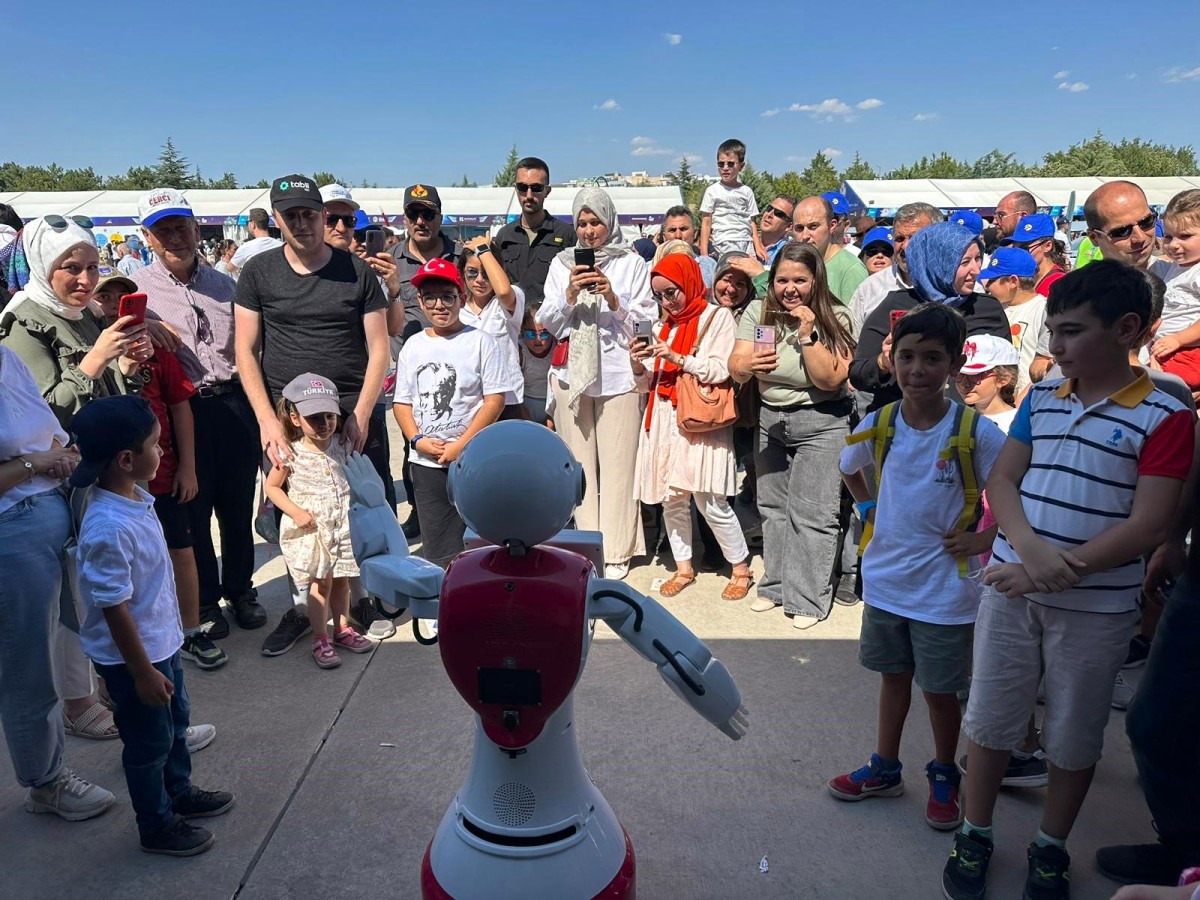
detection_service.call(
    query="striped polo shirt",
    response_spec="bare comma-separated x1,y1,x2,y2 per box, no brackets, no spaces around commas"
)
991,370,1193,614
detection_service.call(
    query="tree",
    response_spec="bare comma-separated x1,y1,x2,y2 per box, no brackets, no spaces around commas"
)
312,171,347,188
245,178,271,189
154,137,190,189
971,149,1029,178
208,172,238,190
800,151,841,195
494,145,520,187
885,152,972,179
739,163,777,211
839,152,877,183
457,173,476,188
771,171,808,201
103,166,158,191
1112,138,1199,177
666,157,705,210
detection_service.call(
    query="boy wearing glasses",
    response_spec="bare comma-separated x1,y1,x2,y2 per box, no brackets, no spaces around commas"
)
699,138,763,261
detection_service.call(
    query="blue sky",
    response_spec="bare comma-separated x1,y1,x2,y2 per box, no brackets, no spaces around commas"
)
9,1,1200,186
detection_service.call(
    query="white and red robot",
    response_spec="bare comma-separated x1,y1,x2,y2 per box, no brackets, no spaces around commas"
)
345,421,748,900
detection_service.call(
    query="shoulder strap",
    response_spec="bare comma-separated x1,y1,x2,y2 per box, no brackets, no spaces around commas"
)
688,308,720,358
851,402,899,561
941,404,982,576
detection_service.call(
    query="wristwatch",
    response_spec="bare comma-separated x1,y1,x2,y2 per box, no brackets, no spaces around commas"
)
15,456,34,481
411,434,426,450
475,244,492,257
854,499,876,521
808,329,820,346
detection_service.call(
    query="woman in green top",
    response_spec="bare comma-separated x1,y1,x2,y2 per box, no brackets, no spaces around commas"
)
728,243,856,628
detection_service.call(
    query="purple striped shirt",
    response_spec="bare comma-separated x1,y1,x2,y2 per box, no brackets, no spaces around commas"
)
131,258,237,386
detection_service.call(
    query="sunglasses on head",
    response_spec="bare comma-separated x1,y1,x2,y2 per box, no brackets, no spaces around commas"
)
515,183,547,194
1099,211,1157,242
44,214,94,230
326,213,355,229
523,328,552,340
405,206,439,222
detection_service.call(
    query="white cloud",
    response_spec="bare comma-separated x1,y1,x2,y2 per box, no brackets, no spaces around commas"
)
761,108,782,117
1164,65,1200,83
663,33,682,46
630,136,654,145
631,145,674,157
682,154,703,164
1053,69,1070,80
594,99,620,111
790,98,854,121
785,155,809,163
822,147,843,159
1127,72,1138,80
856,98,884,110
913,112,938,122
1058,81,1089,92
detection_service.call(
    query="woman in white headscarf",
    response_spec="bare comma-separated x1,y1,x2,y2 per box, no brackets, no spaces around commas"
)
539,187,657,579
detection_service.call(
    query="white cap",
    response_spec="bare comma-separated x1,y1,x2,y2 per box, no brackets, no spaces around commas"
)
961,333,1020,373
318,184,359,211
138,188,193,227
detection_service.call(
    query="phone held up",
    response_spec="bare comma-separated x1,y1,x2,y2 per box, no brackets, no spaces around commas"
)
632,319,653,349
889,309,906,333
363,229,387,259
753,325,775,356
574,247,596,271
118,292,148,325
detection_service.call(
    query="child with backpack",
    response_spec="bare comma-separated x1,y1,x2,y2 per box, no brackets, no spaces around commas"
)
827,304,1007,830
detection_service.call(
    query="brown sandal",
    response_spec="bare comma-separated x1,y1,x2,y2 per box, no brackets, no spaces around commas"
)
659,573,696,598
722,573,755,602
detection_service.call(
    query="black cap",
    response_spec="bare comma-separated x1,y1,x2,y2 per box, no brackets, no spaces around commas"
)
270,175,323,212
69,396,157,488
403,184,442,212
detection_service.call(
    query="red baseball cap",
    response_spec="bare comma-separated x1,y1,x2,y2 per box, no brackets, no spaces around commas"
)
410,257,464,292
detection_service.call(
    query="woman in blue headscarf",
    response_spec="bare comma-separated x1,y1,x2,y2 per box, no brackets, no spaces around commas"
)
849,221,1011,413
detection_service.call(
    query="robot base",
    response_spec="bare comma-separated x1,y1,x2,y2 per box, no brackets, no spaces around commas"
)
421,827,635,900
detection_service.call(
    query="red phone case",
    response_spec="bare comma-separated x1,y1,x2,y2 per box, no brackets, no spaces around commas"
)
118,293,148,324
889,309,905,332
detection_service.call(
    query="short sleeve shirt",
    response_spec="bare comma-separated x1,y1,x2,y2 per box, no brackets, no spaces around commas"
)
700,183,758,252
736,299,851,406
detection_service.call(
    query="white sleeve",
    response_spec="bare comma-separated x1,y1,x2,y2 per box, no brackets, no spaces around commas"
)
537,261,573,338
78,524,135,608
478,334,508,395
618,256,656,330
393,342,415,405
699,185,717,214
745,187,759,217
682,308,735,384
839,414,877,476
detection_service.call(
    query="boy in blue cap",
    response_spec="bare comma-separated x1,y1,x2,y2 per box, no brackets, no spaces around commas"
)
977,247,1048,393
70,396,234,856
1002,213,1067,298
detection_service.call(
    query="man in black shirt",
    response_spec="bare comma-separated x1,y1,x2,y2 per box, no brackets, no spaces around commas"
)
493,157,575,307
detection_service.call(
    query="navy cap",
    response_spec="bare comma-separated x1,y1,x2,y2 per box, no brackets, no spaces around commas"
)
861,226,894,252
822,191,851,218
1001,213,1055,245
69,396,158,488
978,247,1037,282
950,210,984,235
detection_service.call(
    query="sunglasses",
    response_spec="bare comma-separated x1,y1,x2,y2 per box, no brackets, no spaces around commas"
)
463,267,489,281
1098,212,1157,242
523,329,552,340
652,286,681,303
418,294,458,309
191,303,213,344
716,161,739,169
405,206,439,222
954,370,995,384
764,205,791,219
515,183,547,194
44,214,94,230
326,213,355,229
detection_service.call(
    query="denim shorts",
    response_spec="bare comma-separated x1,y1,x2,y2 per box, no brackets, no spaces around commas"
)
858,603,973,694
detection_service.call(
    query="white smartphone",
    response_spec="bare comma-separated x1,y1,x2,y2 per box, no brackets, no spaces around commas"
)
632,319,653,349
753,325,776,355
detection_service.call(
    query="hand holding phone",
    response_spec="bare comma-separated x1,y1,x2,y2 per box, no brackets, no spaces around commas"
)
118,293,148,326
632,319,653,349
574,247,596,270
364,229,387,259
753,325,776,356
889,309,906,333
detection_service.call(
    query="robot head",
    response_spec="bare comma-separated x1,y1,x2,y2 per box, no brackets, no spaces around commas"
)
447,421,584,550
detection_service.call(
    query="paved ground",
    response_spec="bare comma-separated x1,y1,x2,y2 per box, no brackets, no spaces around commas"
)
1,424,1151,899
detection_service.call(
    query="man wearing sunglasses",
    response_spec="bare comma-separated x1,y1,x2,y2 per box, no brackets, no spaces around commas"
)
1084,181,1163,273
494,157,576,307
758,194,797,266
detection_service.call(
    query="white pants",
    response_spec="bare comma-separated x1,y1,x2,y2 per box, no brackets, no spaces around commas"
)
663,490,748,565
52,623,96,701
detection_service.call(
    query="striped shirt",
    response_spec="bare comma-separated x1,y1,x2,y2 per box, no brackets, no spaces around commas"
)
992,370,1193,613
131,259,237,386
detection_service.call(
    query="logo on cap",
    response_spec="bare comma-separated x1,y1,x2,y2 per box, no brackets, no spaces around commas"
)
147,192,173,208
411,185,429,199
310,379,323,389
964,340,978,360
279,181,289,191
1024,223,1033,232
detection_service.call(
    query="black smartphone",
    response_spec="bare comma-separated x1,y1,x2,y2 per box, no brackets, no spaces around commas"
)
574,247,596,270
364,229,387,258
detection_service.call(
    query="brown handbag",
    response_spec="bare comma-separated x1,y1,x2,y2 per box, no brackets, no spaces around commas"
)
675,310,738,434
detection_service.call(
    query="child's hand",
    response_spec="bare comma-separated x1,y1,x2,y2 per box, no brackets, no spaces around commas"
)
134,669,174,707
292,509,317,531
438,441,463,465
1152,334,1181,360
983,563,1037,599
174,466,198,503
1019,540,1086,593
941,529,992,558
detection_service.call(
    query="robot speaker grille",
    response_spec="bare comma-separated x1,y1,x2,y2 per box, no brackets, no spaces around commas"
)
493,782,536,826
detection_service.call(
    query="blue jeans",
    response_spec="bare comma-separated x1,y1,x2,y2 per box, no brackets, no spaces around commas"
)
0,487,70,788
1127,575,1200,849
754,400,852,619
95,652,191,837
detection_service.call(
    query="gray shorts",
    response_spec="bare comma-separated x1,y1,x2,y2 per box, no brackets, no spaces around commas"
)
858,603,973,694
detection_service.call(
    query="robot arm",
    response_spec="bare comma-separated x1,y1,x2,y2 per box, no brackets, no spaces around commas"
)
345,453,442,622
588,579,748,741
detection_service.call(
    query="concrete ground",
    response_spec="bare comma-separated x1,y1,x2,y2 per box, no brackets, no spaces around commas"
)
1,423,1151,899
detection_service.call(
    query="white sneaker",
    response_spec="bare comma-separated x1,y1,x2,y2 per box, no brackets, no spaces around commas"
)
1111,672,1135,711
792,616,820,630
367,617,397,640
25,768,115,821
604,562,629,580
186,724,216,754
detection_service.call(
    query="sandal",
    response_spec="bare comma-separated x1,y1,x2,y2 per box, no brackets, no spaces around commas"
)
659,573,696,598
722,573,755,602
63,702,119,740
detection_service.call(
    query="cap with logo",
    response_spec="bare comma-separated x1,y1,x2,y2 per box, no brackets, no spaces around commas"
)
950,210,984,235
1001,213,1056,245
282,373,342,417
861,226,894,253
404,184,442,212
270,175,323,213
822,191,851,218
960,333,1020,374
138,188,193,228
978,247,1037,282
318,184,359,211
69,395,158,487
95,267,139,296
411,257,464,292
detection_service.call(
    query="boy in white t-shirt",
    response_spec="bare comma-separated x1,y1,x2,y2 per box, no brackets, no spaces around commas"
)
1150,189,1200,393
978,247,1047,395
828,304,1006,833
699,138,762,260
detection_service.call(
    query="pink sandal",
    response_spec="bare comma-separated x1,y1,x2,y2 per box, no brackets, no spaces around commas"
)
333,627,374,654
312,636,341,669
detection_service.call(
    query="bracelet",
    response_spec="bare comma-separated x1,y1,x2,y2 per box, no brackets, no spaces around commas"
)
854,500,876,521
14,456,35,482
411,434,425,450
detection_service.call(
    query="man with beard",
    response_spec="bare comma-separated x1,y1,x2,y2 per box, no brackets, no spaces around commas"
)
850,202,943,335
494,157,575,306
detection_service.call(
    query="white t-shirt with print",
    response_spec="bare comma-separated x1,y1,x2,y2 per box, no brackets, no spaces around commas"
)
394,326,508,468
459,285,525,404
840,403,1007,625
1003,295,1047,394
700,182,759,254
1155,261,1200,337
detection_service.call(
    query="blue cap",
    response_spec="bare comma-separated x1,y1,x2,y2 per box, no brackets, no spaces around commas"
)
861,226,893,251
68,395,158,488
978,247,1037,282
950,210,984,235
823,191,851,218
1002,213,1055,245
353,209,372,230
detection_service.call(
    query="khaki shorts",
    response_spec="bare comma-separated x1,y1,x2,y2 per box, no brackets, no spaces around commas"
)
962,586,1136,771
858,603,973,694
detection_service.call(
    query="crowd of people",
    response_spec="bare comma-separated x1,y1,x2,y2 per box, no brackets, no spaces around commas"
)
2,140,1200,898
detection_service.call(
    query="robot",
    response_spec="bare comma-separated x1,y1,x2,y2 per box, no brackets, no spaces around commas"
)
345,421,748,900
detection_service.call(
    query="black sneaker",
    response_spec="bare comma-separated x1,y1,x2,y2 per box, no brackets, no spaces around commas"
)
401,511,421,540
140,818,215,856
349,596,377,631
942,830,993,900
1097,841,1200,886
958,750,1049,788
1024,842,1070,900
230,594,267,630
173,787,235,819
261,608,312,657
1122,635,1151,669
180,633,228,670
198,605,229,640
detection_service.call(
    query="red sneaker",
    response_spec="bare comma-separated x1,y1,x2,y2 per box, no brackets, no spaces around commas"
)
925,761,963,830
828,754,904,801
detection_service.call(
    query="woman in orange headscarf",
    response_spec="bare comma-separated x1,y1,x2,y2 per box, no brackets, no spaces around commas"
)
630,254,753,600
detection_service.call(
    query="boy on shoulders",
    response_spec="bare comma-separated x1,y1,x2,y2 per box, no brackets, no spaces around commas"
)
699,138,762,260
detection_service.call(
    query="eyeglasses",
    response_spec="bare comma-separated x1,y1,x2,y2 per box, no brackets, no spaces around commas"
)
716,161,739,169
1097,212,1157,242
44,214,94,230
326,213,355,229
994,209,1017,221
515,183,547,194
764,205,791,219
523,329,552,340
652,286,681,303
954,370,995,385
418,294,458,309
405,206,439,222
463,267,489,281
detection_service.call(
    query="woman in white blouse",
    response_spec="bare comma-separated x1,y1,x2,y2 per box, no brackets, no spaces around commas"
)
539,187,656,579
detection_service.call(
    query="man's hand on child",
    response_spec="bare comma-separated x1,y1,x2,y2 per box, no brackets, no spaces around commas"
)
344,410,370,453
983,563,1037,599
1021,540,1086,593
135,670,175,707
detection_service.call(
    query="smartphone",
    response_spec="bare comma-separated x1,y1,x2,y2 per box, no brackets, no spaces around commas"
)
574,247,596,270
889,309,906,333
118,292,148,325
364,229,386,258
632,319,653,349
753,325,776,355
